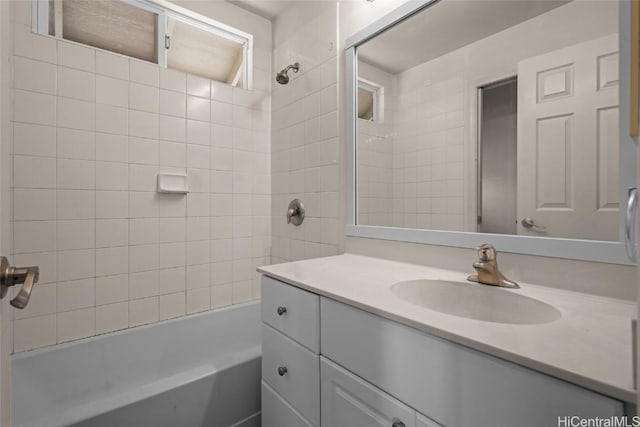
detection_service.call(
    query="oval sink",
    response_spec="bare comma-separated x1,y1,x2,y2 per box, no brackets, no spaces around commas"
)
391,280,561,325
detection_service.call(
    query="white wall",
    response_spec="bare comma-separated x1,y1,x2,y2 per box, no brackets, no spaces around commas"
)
9,0,272,352
270,1,340,263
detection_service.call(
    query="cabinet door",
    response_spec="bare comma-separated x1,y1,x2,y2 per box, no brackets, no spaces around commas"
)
262,382,314,427
321,357,415,427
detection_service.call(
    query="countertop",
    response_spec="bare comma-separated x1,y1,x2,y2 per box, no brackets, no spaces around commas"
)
258,254,637,403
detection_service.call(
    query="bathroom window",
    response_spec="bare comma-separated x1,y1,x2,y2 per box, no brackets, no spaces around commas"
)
357,79,382,123
32,0,252,88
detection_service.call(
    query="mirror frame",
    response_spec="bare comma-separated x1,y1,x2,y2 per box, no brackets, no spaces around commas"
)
345,0,637,265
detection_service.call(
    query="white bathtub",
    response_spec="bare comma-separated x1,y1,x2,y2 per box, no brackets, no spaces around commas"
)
11,301,261,427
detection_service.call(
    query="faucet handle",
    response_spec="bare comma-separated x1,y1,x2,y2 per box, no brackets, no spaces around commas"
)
0,257,39,309
475,244,496,261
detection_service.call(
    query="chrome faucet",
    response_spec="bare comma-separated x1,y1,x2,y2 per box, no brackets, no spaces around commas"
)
467,244,519,289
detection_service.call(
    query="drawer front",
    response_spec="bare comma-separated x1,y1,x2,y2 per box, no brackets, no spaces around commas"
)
321,298,624,427
262,381,314,427
262,276,320,352
321,357,415,427
262,324,320,426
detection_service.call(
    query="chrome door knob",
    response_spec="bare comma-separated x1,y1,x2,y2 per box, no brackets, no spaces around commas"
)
278,366,288,376
277,306,287,316
521,217,546,230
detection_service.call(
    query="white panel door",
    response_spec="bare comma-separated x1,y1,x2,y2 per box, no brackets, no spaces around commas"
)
517,34,619,240
321,357,416,427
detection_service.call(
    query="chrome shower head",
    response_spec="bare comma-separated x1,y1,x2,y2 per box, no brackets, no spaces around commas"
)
275,62,300,85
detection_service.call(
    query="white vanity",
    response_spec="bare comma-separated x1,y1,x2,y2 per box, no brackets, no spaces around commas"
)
258,254,635,427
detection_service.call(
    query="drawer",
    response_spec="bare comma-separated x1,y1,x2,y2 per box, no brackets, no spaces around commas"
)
321,298,623,427
262,324,320,426
262,381,314,427
262,276,319,352
321,357,416,427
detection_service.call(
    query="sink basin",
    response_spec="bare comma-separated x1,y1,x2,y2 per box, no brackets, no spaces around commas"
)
391,280,562,325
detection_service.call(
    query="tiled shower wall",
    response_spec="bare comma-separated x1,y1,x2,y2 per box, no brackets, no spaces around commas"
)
270,1,340,263
9,1,272,352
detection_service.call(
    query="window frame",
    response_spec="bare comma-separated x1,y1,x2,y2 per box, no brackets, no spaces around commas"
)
357,78,382,123
32,0,253,89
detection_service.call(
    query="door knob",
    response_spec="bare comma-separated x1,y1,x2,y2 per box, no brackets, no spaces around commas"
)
392,420,406,427
278,366,288,376
0,256,39,309
521,217,546,230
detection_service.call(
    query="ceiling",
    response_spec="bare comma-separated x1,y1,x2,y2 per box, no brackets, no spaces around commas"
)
229,0,292,20
358,0,570,74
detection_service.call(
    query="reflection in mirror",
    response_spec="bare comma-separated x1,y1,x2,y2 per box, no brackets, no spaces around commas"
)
356,0,619,242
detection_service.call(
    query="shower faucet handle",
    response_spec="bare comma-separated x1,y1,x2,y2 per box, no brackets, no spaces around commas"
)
286,199,305,226
0,256,39,309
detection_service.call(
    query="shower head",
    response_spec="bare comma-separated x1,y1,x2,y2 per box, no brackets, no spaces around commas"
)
275,62,300,85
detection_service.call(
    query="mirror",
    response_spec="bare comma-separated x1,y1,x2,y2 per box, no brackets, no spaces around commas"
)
354,0,623,243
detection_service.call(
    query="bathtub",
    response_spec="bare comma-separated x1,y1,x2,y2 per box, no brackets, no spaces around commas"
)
11,301,261,427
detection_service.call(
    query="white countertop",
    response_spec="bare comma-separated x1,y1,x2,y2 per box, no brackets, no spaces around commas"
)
258,254,637,403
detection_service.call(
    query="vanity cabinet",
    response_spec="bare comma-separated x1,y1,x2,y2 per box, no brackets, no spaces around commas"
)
261,276,626,427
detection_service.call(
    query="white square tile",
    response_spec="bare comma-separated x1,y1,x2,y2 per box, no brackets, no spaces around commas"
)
96,302,128,334
14,57,57,95
210,125,233,150
187,193,210,217
129,192,158,218
159,90,186,117
129,110,159,139
58,308,95,343
160,69,186,92
14,123,56,157
96,104,128,135
95,274,128,305
96,133,128,162
129,297,159,327
58,66,95,101
96,219,128,248
210,148,233,172
210,82,233,103
187,75,210,98
186,287,209,314
187,145,209,169
129,137,159,165
130,60,159,87
232,280,254,304
187,168,209,193
14,314,57,352
57,220,95,250
130,82,159,113
159,292,185,320
211,284,233,308
159,141,186,167
57,278,95,312
14,24,57,63
58,97,95,131
233,106,253,129
159,267,185,294
159,116,186,142
13,221,56,253
57,159,95,189
14,155,56,188
130,218,159,245
96,75,128,107
14,189,56,221
58,249,95,281
96,51,129,80
186,120,209,146
187,96,210,122
129,164,158,191
159,217,185,243
58,41,95,72
210,261,232,284
211,100,232,126
129,270,159,299
187,217,209,241
58,190,95,219
96,162,129,190
233,87,254,108
159,194,186,217
95,191,128,219
187,240,209,266
129,244,159,272
14,90,56,126
57,128,95,160
210,217,232,239
159,242,186,269
96,246,129,276
186,263,209,289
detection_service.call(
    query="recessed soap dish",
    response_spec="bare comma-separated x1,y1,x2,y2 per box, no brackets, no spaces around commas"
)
157,173,189,194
